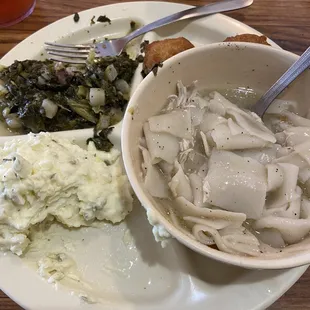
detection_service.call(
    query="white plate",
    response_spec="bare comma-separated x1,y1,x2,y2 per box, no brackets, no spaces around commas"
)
0,2,307,310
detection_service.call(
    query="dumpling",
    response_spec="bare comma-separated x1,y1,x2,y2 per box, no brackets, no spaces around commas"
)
200,131,211,157
190,106,205,127
140,146,170,198
257,228,286,248
185,216,237,230
266,164,284,192
272,186,301,219
181,150,207,174
234,144,280,165
209,91,275,143
275,150,308,169
220,227,261,256
203,150,267,219
158,161,174,178
141,80,310,256
301,196,310,219
211,123,272,150
143,122,179,164
191,224,260,256
284,127,310,146
174,196,246,224
265,99,298,115
206,96,226,116
298,167,310,184
294,140,310,165
148,110,192,139
227,118,245,135
189,174,204,208
208,91,236,111
226,108,276,143
282,110,310,127
253,216,310,244
169,161,193,202
266,163,299,208
200,112,227,133
264,114,292,133
166,80,187,109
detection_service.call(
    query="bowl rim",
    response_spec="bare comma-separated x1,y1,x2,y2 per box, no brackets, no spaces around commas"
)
121,41,310,269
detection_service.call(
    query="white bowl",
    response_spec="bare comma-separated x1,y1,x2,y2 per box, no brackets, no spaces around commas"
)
121,42,310,269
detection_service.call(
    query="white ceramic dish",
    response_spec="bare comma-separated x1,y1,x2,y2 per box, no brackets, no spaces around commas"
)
122,41,310,270
0,2,307,309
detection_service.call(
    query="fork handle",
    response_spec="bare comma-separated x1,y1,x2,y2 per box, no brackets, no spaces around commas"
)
125,0,253,42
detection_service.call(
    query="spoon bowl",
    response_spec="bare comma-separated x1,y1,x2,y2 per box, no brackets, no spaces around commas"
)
252,46,310,117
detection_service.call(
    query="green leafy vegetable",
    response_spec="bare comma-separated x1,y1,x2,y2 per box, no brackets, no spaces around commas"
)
130,21,136,31
0,54,138,147
67,99,97,124
87,127,114,152
97,15,111,24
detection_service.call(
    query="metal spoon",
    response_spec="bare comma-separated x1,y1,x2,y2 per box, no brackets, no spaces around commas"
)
252,46,310,117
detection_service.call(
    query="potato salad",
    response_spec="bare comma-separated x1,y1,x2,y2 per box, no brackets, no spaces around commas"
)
0,133,133,255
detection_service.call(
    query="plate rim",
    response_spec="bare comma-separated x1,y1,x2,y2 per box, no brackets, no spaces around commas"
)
0,2,305,310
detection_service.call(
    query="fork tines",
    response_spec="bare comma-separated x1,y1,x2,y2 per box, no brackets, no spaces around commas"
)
44,42,96,64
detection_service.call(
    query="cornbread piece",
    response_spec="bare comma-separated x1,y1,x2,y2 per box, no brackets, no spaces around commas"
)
224,34,271,46
143,37,194,75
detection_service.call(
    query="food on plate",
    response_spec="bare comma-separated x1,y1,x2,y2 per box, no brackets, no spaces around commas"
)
142,33,270,77
38,252,78,284
146,208,172,247
73,12,80,23
0,54,138,150
143,37,194,75
140,80,310,257
224,34,271,45
97,15,111,24
0,133,133,256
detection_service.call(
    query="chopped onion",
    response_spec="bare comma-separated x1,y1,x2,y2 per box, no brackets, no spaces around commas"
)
104,64,118,82
89,88,106,107
37,76,46,85
5,114,22,129
2,107,10,118
115,79,130,94
41,69,50,80
96,114,110,131
54,62,65,71
0,84,8,95
42,99,58,119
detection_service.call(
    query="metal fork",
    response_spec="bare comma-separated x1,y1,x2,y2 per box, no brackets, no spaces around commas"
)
45,0,253,64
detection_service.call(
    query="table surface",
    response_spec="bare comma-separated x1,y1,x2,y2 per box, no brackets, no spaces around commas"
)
0,0,310,309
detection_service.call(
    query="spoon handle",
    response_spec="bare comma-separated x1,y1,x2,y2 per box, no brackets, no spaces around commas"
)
252,46,310,118
125,0,253,42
